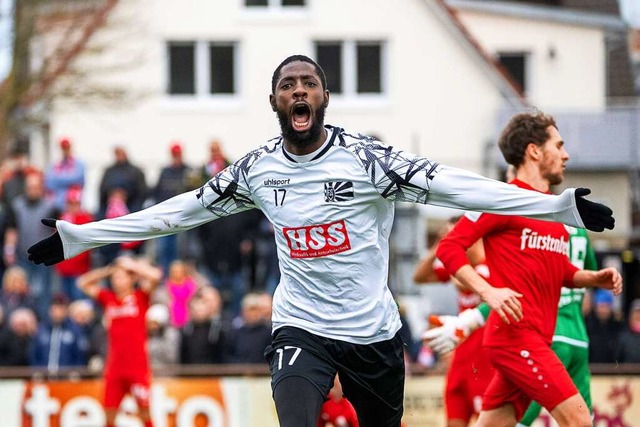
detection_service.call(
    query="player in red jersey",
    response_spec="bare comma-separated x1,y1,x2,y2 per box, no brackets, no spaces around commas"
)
414,218,492,427
435,112,622,427
78,256,162,427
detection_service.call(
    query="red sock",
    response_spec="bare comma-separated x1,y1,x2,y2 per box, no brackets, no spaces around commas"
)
144,420,153,427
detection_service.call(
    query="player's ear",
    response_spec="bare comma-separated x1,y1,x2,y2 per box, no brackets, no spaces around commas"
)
269,94,277,112
526,142,541,160
323,90,330,108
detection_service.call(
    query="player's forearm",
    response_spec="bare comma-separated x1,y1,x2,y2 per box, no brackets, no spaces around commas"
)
572,269,604,288
428,166,584,228
77,266,111,294
57,190,216,259
134,261,163,290
452,265,495,299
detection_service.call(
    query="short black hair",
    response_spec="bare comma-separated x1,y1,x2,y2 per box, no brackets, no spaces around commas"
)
271,55,327,94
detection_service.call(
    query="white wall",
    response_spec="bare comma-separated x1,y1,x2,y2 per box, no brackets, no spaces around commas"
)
47,0,509,212
452,9,607,110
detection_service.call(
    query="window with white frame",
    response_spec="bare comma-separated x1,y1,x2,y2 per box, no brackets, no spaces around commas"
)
314,40,385,97
167,41,237,96
244,0,306,9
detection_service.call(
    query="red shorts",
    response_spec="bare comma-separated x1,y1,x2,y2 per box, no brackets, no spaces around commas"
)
445,327,493,422
104,371,151,409
482,334,578,419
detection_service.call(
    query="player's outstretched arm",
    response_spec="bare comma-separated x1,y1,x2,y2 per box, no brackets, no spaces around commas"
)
28,172,255,266
426,166,614,232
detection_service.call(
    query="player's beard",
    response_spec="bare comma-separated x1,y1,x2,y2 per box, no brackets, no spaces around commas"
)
277,104,326,148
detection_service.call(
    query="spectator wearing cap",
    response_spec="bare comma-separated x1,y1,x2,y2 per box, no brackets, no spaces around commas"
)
146,303,179,367
55,187,94,301
585,289,623,363
153,142,194,275
44,137,86,211
30,293,87,371
615,299,640,363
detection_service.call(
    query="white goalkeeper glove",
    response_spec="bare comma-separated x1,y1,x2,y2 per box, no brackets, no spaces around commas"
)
422,308,485,355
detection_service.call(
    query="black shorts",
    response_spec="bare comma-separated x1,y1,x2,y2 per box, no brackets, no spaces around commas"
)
264,326,405,426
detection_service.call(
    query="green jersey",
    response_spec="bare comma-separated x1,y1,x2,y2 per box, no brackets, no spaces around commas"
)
552,226,597,347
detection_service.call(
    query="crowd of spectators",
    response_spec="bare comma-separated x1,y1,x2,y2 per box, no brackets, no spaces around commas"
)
0,137,277,371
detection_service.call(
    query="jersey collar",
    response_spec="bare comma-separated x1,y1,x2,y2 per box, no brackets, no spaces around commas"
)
282,125,339,163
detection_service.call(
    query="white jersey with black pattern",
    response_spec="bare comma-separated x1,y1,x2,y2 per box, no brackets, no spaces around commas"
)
57,125,587,344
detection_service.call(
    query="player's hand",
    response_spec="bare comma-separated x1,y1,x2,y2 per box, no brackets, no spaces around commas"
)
422,315,463,355
422,308,485,354
593,267,623,296
575,188,614,232
480,287,523,324
27,219,64,266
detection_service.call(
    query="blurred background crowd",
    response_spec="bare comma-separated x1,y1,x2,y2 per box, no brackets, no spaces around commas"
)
0,137,280,372
0,136,639,374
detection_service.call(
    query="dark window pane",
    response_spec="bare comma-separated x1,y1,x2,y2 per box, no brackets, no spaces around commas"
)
245,0,268,6
498,53,527,93
169,43,195,95
316,43,342,94
282,0,305,6
210,45,235,94
357,43,381,93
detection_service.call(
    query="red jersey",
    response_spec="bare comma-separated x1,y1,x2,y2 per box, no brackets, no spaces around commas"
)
55,210,93,276
318,397,359,427
97,289,150,375
436,180,578,347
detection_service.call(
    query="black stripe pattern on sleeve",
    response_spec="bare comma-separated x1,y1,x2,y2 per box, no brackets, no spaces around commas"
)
338,131,439,203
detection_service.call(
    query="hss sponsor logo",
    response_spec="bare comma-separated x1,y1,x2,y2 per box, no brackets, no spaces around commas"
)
283,219,351,258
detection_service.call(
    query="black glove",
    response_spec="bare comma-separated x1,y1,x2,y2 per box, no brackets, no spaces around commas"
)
574,188,614,232
27,219,65,266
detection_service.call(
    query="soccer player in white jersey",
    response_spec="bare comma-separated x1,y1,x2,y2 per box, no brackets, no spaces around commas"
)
28,55,615,427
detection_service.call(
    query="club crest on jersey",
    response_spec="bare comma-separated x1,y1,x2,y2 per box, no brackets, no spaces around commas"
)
324,181,354,202
283,219,351,258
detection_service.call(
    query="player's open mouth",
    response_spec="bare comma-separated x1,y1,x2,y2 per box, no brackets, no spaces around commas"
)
291,103,312,132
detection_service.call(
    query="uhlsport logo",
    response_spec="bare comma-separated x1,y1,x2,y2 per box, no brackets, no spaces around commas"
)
324,181,354,202
283,219,351,258
264,178,291,187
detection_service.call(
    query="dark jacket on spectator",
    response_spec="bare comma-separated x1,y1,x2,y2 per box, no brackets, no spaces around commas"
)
180,317,228,364
0,327,32,366
30,319,87,369
615,328,640,363
226,321,272,364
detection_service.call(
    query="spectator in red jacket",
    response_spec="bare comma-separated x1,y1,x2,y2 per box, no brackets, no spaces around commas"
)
55,187,93,301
